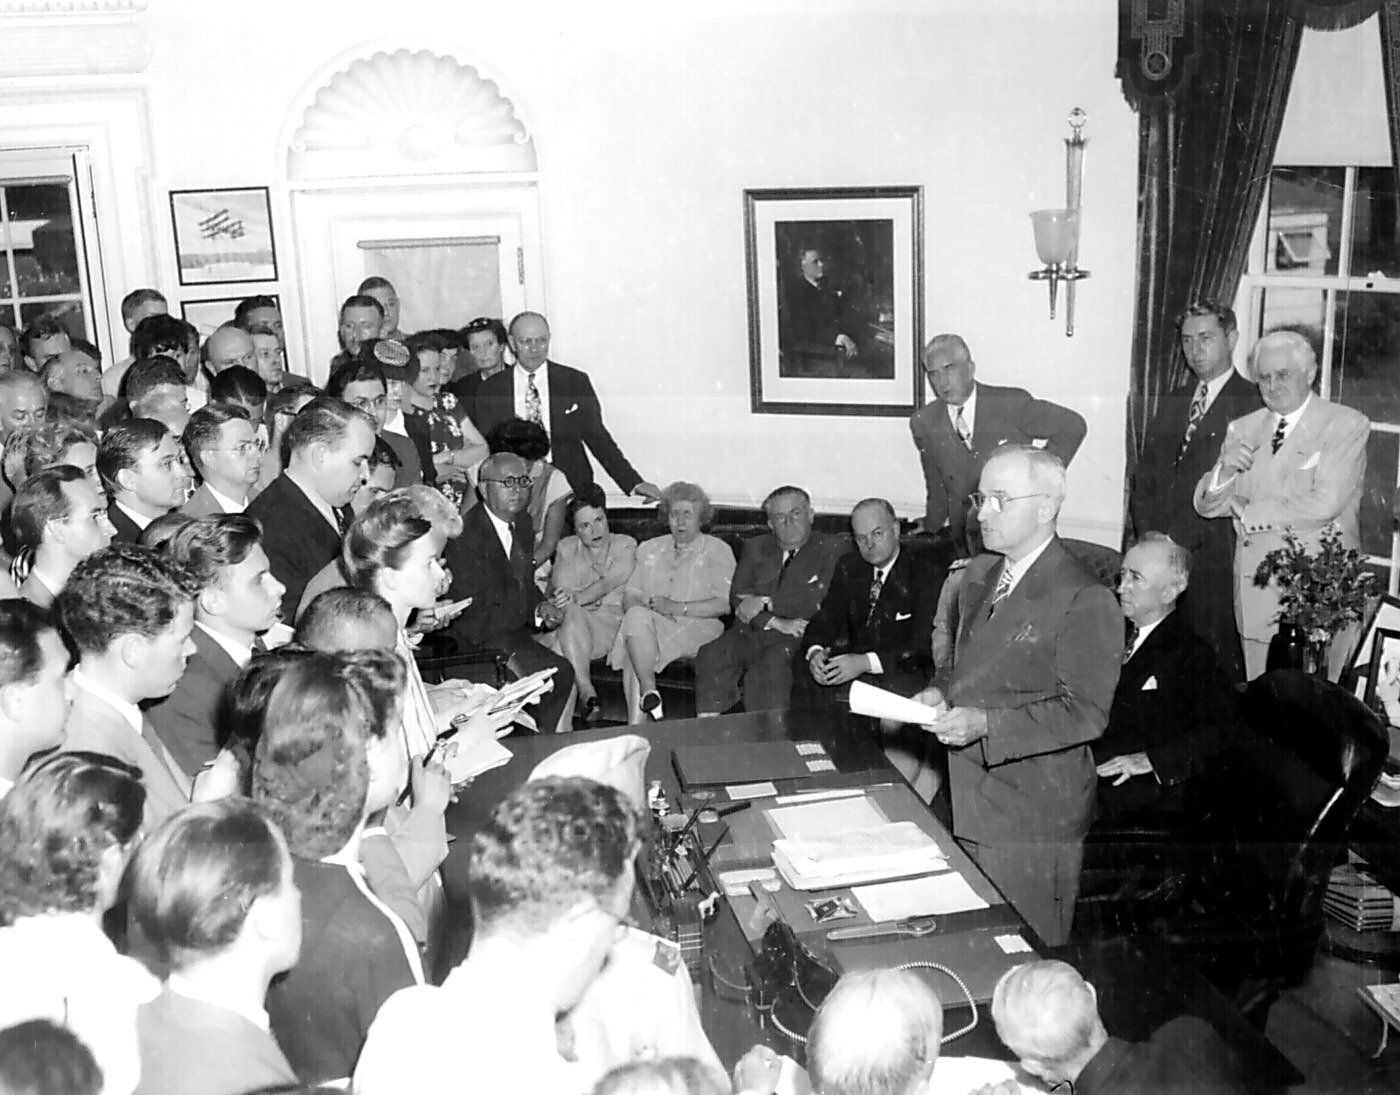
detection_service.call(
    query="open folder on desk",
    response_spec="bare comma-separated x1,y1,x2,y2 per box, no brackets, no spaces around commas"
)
773,821,949,890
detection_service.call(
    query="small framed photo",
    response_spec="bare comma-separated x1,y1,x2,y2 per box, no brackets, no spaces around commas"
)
170,187,278,286
180,295,278,341
1364,627,1400,724
744,186,922,417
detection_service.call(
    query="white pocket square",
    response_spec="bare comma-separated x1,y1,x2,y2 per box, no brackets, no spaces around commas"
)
1301,451,1320,470
564,403,579,415
895,612,911,621
1141,676,1158,691
807,574,820,584
1031,438,1049,449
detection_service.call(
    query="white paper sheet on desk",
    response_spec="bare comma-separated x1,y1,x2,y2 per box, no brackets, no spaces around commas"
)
768,797,886,841
852,872,989,920
848,679,945,724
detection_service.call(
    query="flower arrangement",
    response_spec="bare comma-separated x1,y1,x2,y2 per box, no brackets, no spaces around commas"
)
1253,523,1376,643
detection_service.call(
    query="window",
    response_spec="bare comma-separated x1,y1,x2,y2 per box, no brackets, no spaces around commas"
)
0,147,105,352
1238,164,1400,592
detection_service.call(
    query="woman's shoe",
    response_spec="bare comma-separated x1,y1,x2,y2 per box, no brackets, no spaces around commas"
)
581,695,602,724
640,691,664,721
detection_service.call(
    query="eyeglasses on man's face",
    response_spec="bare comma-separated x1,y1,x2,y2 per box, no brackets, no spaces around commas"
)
482,476,534,490
968,491,1046,514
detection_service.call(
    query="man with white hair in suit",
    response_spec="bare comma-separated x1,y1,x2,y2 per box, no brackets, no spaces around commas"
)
1194,329,1368,679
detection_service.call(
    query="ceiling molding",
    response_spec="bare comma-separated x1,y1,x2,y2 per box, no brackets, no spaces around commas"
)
0,0,149,76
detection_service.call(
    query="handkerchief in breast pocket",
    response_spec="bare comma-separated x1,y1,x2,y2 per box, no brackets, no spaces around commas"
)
895,612,911,621
564,402,579,415
1301,451,1320,470
1141,675,1158,691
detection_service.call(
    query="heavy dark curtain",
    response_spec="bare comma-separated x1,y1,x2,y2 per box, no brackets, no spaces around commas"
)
1119,1,1304,467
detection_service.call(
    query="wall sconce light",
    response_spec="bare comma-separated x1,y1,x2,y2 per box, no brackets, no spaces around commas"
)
1028,108,1089,337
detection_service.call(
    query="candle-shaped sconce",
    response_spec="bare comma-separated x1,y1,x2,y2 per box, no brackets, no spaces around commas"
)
1029,108,1090,337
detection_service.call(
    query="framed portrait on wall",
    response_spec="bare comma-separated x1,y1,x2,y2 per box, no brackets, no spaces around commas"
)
180,295,278,341
1365,627,1400,725
744,186,922,417
170,187,279,286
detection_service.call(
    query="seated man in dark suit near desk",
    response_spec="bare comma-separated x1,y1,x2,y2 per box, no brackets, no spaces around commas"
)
1092,533,1233,831
695,485,846,715
246,397,377,621
147,515,285,777
444,451,576,733
992,960,1246,1095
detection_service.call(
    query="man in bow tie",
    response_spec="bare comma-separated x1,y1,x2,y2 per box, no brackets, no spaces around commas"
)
1193,329,1368,680
913,445,1120,945
1091,534,1232,830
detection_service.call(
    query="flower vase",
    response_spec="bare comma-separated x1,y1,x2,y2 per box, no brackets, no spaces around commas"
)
1265,623,1330,680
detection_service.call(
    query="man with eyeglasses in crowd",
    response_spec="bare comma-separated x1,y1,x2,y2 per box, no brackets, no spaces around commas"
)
472,311,662,501
328,356,423,488
912,445,1120,946
181,404,264,516
444,451,576,733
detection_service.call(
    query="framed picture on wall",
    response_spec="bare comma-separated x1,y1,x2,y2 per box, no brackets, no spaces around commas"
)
170,187,279,286
744,186,922,417
180,295,278,341
1365,627,1400,725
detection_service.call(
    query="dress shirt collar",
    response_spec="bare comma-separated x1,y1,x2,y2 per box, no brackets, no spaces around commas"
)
114,499,155,531
484,505,514,557
284,469,341,533
946,384,977,433
166,971,270,1032
1274,393,1312,441
873,548,900,585
1127,614,1165,659
71,667,143,737
0,774,12,799
383,409,407,436
998,532,1054,595
205,482,246,513
195,620,253,669
1199,367,1233,410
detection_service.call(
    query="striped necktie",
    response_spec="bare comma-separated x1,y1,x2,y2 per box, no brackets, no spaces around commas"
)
1178,382,1207,460
954,406,973,451
987,565,1013,618
1271,416,1288,455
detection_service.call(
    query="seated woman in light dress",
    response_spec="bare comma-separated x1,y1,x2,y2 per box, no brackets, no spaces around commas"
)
609,482,735,723
540,483,638,724
0,752,157,1095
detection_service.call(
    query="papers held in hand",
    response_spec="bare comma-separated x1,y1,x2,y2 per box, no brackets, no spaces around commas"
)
487,667,557,719
847,680,945,724
772,821,948,891
433,668,558,784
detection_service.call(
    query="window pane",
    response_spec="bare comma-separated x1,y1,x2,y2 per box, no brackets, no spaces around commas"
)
1335,291,1400,424
1359,429,1397,559
1258,286,1326,346
19,300,85,343
1266,167,1343,276
1351,166,1400,280
6,183,80,296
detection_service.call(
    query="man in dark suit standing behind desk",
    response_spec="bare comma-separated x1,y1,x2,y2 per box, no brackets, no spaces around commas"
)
1129,301,1262,683
247,398,377,621
694,484,847,714
909,333,1086,553
443,452,576,734
915,445,1121,946
470,312,662,501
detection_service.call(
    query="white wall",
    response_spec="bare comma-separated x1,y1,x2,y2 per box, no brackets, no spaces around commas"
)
81,0,1138,541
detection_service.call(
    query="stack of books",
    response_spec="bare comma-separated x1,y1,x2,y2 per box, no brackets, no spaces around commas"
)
771,821,947,891
1323,862,1399,933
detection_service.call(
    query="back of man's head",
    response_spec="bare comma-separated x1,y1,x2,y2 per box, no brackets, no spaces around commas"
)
991,960,1106,1084
130,314,196,363
284,396,370,459
164,514,262,592
124,356,186,408
208,365,267,409
56,543,200,658
468,776,638,937
295,587,397,653
807,969,943,1095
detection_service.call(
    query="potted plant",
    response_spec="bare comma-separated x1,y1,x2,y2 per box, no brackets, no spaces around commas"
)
1253,523,1376,679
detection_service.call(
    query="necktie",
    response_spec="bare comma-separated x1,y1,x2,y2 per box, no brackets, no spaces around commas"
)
954,406,973,451
1178,382,1207,460
987,565,1013,618
778,549,795,582
525,373,544,426
865,568,883,626
252,635,268,655
334,506,350,535
1271,416,1288,455
1124,622,1140,663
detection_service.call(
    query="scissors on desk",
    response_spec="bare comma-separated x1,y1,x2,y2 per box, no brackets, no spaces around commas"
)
826,915,938,942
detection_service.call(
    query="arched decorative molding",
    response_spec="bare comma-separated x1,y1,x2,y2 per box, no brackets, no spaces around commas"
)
289,49,537,180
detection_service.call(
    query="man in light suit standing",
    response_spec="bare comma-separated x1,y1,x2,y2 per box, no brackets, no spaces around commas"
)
909,334,1086,553
915,445,1121,945
471,312,662,500
1194,330,1368,680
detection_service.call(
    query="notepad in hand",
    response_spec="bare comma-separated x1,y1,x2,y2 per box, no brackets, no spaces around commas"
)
772,821,947,890
439,734,513,785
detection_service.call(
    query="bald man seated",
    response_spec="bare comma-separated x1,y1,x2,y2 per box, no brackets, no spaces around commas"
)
808,969,1019,1095
988,960,1246,1095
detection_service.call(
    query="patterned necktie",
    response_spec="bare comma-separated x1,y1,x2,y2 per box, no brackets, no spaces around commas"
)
334,506,349,535
865,568,883,626
987,564,1013,618
525,373,544,426
1271,416,1287,455
1124,622,1140,663
954,406,973,451
1178,382,1208,461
